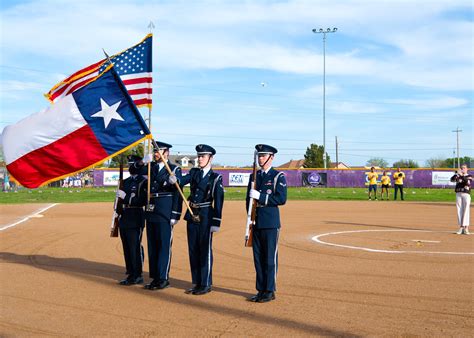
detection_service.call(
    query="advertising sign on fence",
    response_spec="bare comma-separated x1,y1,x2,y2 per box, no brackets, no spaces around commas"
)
302,172,327,187
432,171,455,186
103,171,130,186
229,173,251,186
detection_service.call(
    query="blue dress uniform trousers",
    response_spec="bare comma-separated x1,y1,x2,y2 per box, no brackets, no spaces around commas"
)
246,168,287,292
120,224,144,278
186,221,213,286
252,228,280,292
145,162,182,281
119,175,147,279
181,168,224,287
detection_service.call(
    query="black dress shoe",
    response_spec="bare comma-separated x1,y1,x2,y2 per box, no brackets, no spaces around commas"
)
128,276,144,285
185,285,200,294
144,280,160,290
119,277,132,286
192,286,212,295
157,280,170,289
248,292,264,302
257,291,275,303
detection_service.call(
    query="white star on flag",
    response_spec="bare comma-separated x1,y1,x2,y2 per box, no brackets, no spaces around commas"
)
91,98,124,128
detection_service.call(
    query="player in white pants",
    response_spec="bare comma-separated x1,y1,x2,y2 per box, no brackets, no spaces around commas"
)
451,164,472,235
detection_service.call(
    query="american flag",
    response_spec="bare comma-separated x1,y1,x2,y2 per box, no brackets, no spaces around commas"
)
45,34,152,108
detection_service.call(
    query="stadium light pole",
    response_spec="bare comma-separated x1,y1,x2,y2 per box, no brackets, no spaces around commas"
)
452,127,462,169
313,27,337,169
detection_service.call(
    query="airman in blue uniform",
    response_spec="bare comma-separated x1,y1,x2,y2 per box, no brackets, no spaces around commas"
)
144,141,182,290
117,155,147,286
180,144,224,295
246,144,287,302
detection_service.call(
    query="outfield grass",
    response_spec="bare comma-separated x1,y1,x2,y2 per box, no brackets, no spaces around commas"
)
0,187,455,204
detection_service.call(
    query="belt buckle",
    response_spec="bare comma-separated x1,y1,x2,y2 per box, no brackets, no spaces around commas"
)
146,204,155,212
191,213,201,223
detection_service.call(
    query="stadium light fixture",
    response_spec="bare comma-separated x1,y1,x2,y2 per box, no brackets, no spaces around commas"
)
313,27,338,169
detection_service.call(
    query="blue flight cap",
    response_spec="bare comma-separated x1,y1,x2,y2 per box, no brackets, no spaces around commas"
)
127,154,142,164
255,144,278,154
196,144,216,155
153,141,173,151
127,154,144,175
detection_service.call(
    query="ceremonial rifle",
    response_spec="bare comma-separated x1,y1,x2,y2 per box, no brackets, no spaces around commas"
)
151,139,200,223
110,162,124,237
245,150,258,247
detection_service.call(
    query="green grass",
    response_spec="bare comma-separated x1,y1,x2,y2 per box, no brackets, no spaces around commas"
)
0,187,456,204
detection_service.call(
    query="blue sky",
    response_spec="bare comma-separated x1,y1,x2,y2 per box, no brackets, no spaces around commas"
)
1,0,472,167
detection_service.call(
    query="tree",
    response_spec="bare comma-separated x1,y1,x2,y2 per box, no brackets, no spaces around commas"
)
303,144,330,168
392,159,419,168
108,143,145,167
366,157,388,168
444,156,473,169
425,157,447,168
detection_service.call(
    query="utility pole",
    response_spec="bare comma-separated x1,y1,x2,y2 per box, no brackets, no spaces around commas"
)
312,27,338,169
335,136,339,167
452,127,462,169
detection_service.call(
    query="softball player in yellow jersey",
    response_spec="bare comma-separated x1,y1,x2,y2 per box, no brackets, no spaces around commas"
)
380,171,391,200
393,168,405,200
367,167,378,200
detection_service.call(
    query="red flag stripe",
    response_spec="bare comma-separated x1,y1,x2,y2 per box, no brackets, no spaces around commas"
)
61,60,104,83
48,61,104,100
126,88,153,95
6,125,108,188
64,74,101,96
51,70,100,101
133,98,152,106
122,77,152,85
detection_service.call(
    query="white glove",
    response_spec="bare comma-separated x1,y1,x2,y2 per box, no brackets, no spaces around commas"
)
210,226,220,233
143,153,153,164
249,189,261,200
168,175,178,185
116,189,126,199
170,219,178,226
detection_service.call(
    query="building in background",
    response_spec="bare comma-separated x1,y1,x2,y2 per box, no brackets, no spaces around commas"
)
168,155,198,168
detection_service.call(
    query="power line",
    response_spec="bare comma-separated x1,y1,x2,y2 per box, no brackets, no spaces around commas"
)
156,132,468,147
2,63,470,108
171,143,467,152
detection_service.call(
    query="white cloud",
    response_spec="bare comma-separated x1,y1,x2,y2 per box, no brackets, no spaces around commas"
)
1,0,472,166
296,84,341,99
1,0,472,91
0,80,44,92
385,96,469,110
327,101,383,115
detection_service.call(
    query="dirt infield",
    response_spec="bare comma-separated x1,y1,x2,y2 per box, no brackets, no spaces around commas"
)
1,201,473,336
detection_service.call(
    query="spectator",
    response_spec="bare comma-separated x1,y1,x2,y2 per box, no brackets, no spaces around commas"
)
380,171,391,200
367,167,378,200
3,171,11,192
393,167,405,200
451,164,472,235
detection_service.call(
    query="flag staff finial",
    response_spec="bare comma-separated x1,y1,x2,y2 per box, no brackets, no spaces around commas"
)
148,21,155,33
102,49,114,67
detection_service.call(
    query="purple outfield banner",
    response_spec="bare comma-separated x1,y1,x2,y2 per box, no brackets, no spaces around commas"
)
93,168,472,189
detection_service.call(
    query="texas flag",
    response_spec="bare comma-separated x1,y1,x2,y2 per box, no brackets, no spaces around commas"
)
2,65,151,188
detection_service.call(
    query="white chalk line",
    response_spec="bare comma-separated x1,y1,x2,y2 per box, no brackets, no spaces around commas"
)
311,229,474,255
411,239,440,243
0,203,59,231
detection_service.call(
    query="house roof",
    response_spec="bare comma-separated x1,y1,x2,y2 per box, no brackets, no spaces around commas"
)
329,162,350,169
168,155,198,167
277,159,305,168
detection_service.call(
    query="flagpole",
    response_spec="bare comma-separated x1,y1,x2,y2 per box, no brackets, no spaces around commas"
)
146,21,155,211
144,22,197,221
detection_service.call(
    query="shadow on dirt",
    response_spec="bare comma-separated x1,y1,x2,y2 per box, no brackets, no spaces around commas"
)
1,251,360,337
